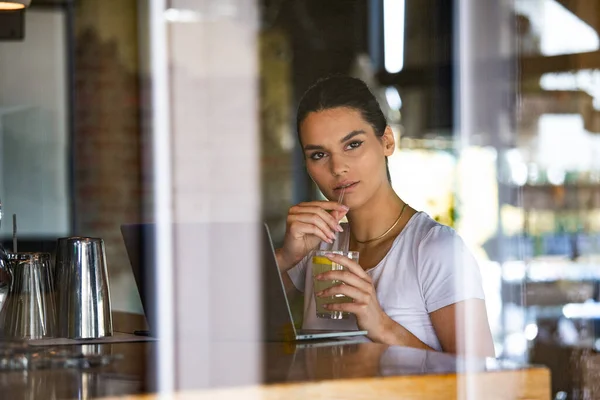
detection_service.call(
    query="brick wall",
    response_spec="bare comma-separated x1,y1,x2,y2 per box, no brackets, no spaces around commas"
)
73,0,144,312
260,28,294,244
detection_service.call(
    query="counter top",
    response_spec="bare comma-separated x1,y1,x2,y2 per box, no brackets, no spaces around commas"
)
0,339,550,399
0,311,551,399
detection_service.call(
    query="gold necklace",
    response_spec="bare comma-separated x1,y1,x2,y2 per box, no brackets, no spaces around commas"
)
354,203,408,244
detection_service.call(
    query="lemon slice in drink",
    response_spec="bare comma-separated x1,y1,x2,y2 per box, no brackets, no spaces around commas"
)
312,256,332,265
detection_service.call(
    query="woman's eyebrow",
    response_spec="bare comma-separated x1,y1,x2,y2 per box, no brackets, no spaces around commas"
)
340,130,366,142
303,130,366,151
303,144,324,151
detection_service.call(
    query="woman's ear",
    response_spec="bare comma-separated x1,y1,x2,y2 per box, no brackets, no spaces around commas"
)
382,126,395,157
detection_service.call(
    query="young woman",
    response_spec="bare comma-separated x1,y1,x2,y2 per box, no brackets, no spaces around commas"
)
275,75,494,357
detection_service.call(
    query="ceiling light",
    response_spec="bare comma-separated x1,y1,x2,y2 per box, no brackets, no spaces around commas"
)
384,0,405,74
0,0,31,10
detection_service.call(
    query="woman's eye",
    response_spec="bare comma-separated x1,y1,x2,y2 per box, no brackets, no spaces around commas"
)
310,152,325,160
346,140,364,150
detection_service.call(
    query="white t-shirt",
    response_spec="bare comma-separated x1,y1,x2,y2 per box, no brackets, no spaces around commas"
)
287,211,485,351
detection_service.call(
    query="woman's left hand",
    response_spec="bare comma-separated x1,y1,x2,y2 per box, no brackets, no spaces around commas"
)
315,253,392,343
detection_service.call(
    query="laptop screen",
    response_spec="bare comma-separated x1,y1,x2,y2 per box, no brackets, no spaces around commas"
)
121,222,298,341
121,223,158,335
262,224,298,341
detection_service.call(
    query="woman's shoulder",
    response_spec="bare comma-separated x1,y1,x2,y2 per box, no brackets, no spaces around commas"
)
382,212,451,261
407,213,476,270
405,211,456,243
394,212,466,263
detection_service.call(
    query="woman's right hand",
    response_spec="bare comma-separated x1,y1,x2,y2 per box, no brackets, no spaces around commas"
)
277,201,349,270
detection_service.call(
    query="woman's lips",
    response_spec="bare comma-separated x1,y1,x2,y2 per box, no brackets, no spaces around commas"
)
333,181,359,192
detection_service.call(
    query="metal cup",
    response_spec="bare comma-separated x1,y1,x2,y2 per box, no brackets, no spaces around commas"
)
55,237,113,339
0,252,57,339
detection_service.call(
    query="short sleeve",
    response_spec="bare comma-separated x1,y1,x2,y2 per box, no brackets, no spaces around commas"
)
417,226,485,313
286,253,310,292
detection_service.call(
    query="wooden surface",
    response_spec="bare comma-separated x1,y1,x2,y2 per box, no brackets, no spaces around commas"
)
107,370,551,400
0,312,551,399
0,339,551,399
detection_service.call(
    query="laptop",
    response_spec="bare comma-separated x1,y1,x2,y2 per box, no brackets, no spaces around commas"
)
120,222,367,341
121,223,159,336
262,223,367,341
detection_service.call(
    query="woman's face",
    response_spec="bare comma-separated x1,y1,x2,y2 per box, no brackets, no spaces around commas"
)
299,107,394,209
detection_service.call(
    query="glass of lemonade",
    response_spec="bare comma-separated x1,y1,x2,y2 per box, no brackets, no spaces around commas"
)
312,250,359,319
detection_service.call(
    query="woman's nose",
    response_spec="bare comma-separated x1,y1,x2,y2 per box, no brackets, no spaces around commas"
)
329,153,349,176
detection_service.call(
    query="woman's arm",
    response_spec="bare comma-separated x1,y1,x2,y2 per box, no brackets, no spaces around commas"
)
275,248,300,296
430,299,495,357
275,201,348,297
315,253,495,356
418,226,495,357
378,316,435,350
316,253,431,348
361,299,494,357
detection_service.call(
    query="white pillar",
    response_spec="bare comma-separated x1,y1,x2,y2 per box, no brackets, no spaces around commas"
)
149,0,261,392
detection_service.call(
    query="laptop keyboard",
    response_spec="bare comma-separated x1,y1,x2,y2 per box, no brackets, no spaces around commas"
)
297,328,356,334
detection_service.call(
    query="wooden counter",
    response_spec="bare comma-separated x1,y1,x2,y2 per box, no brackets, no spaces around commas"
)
0,311,550,399
0,339,550,399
